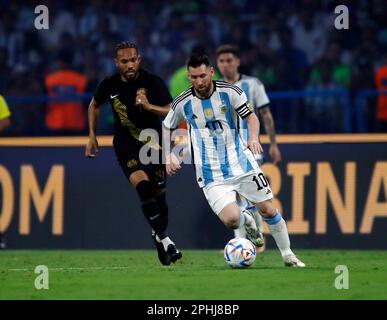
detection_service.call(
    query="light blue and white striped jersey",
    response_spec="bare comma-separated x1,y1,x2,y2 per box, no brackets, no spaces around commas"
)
232,74,270,142
163,80,259,188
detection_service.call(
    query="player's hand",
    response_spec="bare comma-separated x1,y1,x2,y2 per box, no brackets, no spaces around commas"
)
135,93,151,111
247,139,263,155
166,152,181,176
269,144,282,165
85,136,99,158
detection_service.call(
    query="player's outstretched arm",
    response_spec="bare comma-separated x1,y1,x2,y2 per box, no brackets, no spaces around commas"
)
85,98,100,158
258,106,281,164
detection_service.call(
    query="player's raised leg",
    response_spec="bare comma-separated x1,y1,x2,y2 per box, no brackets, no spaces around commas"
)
234,195,265,249
217,202,262,247
255,199,305,267
204,185,261,245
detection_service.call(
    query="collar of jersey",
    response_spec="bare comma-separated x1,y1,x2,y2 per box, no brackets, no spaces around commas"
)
191,80,217,100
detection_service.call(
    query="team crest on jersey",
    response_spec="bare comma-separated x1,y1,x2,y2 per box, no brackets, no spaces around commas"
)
204,109,213,119
127,159,138,168
220,104,227,114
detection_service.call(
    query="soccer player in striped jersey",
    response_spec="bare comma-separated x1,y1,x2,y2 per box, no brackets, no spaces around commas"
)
216,44,282,252
163,54,304,267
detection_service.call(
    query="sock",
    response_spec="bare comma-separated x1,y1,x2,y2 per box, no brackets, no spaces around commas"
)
265,212,293,257
155,192,168,232
136,181,167,239
251,206,264,233
154,234,175,251
234,226,246,238
239,211,245,227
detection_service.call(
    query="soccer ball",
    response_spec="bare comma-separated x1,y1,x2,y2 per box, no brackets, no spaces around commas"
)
224,238,257,268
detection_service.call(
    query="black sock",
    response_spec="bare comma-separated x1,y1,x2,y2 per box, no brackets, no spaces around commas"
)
136,181,167,239
155,192,168,232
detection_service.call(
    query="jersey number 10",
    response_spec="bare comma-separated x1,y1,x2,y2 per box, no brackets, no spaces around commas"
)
205,120,223,135
252,173,269,191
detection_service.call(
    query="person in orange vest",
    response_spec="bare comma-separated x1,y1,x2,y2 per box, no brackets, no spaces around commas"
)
45,51,88,133
375,55,387,132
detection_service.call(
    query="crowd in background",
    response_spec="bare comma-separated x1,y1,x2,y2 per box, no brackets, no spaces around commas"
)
0,0,386,135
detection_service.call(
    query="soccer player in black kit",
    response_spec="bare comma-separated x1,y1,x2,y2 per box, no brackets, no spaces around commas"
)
85,42,182,265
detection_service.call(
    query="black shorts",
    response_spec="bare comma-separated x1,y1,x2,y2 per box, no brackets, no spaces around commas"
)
114,143,166,189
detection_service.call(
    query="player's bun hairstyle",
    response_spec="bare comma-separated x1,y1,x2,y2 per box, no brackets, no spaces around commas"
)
115,41,138,56
186,54,210,69
216,44,240,58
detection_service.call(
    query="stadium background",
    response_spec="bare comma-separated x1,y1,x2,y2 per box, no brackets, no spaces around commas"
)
0,0,386,250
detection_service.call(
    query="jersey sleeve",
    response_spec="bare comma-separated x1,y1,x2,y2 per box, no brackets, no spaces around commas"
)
231,89,252,119
163,101,185,130
253,80,270,109
93,78,110,105
150,76,173,106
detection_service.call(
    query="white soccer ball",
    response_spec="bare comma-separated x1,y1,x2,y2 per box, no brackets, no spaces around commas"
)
224,237,257,268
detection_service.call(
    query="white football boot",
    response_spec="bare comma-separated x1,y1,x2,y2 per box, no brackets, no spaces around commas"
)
282,254,306,267
242,209,262,247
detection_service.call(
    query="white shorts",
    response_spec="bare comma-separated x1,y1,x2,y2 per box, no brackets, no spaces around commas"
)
203,170,273,215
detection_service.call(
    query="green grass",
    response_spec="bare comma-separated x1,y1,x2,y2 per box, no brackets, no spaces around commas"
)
0,250,386,300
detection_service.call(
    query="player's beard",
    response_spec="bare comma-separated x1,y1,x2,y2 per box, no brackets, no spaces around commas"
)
123,69,138,81
196,82,213,98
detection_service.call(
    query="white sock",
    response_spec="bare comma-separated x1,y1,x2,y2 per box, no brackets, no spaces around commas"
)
254,209,264,233
154,231,175,252
234,226,246,238
160,236,174,251
266,212,293,257
239,211,245,227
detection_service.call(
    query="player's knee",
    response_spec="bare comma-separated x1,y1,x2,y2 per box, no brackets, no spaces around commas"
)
256,200,277,218
224,215,240,229
219,204,240,229
129,170,149,188
135,180,155,201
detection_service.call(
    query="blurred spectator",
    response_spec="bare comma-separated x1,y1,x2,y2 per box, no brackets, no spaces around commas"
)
310,41,351,88
6,67,46,136
44,51,88,133
0,0,385,135
287,7,329,64
375,53,387,132
0,47,10,92
305,60,344,132
276,27,308,89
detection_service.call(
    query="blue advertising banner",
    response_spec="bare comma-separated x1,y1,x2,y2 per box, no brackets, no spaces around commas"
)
0,135,386,249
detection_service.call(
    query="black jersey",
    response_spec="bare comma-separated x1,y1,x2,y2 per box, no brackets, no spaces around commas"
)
94,69,172,150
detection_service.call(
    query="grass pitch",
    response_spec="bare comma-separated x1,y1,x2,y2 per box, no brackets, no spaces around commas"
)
0,250,386,300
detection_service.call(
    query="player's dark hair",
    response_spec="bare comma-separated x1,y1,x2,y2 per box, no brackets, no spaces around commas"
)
216,44,240,58
186,54,210,69
115,41,138,56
